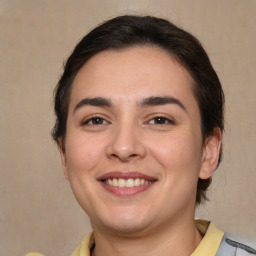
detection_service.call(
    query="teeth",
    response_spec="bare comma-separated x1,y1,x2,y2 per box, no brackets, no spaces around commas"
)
105,178,152,188
112,178,118,186
134,178,140,186
126,178,134,187
118,178,126,187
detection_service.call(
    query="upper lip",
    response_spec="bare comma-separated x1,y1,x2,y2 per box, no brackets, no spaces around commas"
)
97,171,157,181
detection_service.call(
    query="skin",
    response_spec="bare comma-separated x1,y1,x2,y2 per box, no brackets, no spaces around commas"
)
59,46,222,256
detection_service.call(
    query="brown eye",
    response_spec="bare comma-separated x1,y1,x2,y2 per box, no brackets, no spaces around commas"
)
149,116,174,125
83,117,107,125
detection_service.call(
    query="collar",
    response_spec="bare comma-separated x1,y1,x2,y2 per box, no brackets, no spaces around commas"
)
72,219,224,256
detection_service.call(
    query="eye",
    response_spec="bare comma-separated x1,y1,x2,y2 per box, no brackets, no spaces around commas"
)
82,116,108,125
148,116,175,125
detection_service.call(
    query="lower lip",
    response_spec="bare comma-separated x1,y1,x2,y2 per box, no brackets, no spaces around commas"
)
100,182,154,196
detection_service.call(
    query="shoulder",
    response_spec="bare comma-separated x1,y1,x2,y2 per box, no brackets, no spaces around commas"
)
216,233,256,256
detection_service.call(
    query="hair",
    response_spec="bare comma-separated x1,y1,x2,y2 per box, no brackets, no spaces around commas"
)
52,15,225,204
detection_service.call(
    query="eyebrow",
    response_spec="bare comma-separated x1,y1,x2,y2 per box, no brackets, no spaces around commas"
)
139,96,187,111
73,97,112,113
73,96,187,113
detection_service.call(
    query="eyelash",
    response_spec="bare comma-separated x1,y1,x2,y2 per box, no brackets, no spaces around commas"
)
81,115,175,127
147,116,175,125
81,116,108,125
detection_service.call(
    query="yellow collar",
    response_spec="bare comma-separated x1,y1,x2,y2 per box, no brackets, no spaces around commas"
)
192,219,224,256
72,219,224,256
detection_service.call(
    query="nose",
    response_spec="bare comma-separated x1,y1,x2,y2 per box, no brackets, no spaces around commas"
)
106,122,147,162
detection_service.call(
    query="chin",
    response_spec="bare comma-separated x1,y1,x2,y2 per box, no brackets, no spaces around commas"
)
92,210,154,236
104,221,152,236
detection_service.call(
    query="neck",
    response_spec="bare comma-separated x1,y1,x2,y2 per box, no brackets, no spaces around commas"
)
91,217,202,256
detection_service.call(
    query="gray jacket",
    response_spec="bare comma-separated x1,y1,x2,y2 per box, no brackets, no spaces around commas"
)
216,234,256,255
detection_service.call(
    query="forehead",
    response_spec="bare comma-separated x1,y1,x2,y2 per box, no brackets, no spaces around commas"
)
70,46,197,108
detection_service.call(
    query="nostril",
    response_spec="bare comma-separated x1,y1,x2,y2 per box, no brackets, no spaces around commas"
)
110,152,139,162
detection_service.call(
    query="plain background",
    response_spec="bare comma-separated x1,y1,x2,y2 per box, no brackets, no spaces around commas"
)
1,0,255,255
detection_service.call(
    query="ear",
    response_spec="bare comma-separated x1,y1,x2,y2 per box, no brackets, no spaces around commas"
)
199,128,222,179
57,139,69,180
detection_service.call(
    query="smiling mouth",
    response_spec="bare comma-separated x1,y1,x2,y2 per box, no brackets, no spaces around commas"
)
98,172,157,196
104,178,152,188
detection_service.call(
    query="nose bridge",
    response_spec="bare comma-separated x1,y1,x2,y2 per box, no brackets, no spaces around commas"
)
106,116,146,161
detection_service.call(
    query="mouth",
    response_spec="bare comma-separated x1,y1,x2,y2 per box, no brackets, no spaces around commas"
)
104,178,152,187
97,172,157,196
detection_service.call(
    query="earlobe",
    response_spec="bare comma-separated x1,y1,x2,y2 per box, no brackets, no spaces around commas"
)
57,139,69,180
199,128,222,179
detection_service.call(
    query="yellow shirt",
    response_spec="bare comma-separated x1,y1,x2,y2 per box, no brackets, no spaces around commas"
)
192,219,224,256
71,220,224,256
25,220,224,256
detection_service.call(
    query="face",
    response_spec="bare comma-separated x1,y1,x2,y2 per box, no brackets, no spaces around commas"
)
59,46,220,235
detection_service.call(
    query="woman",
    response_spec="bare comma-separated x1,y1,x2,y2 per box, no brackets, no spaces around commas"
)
27,15,255,256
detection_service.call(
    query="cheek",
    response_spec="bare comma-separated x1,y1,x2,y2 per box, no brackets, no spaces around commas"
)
64,132,106,174
149,130,203,175
152,132,203,203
